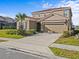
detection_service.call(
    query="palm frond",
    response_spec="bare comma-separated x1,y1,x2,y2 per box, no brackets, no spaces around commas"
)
16,13,27,22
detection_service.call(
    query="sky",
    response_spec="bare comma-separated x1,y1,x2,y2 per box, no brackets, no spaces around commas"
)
0,0,79,25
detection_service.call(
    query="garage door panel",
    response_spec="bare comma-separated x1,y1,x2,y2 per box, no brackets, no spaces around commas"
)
44,24,67,33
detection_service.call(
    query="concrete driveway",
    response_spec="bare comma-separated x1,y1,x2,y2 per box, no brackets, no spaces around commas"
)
15,33,62,46
0,33,62,59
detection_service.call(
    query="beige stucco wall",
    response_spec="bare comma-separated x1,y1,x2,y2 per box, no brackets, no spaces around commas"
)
29,20,37,30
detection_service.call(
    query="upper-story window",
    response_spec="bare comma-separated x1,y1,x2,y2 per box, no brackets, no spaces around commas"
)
33,14,40,18
64,9,69,17
40,14,45,17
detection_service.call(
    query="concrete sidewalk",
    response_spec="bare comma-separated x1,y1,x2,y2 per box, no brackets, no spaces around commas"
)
50,43,79,51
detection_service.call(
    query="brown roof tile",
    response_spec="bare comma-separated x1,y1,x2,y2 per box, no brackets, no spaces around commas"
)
26,16,40,19
26,16,40,21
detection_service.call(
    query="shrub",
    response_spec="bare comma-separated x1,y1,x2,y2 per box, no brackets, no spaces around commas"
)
26,29,36,35
17,29,26,35
62,31,70,38
74,30,79,34
70,30,75,36
3,26,16,29
6,30,17,35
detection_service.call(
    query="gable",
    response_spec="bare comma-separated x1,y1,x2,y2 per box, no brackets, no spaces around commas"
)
53,10,64,16
43,13,68,21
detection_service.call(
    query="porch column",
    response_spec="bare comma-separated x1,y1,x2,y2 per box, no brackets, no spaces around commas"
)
17,22,19,30
23,21,26,30
26,20,30,31
41,22,44,32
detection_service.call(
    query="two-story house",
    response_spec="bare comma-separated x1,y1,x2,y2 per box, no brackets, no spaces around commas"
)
17,7,73,33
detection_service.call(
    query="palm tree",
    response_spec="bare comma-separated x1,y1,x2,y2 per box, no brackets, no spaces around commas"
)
16,13,27,30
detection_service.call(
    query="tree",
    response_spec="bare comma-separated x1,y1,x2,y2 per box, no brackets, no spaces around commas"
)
16,13,27,30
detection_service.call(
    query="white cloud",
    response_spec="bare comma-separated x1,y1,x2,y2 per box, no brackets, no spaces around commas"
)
57,0,79,25
42,3,53,9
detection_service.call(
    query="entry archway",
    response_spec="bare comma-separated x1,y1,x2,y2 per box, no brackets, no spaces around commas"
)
36,22,41,32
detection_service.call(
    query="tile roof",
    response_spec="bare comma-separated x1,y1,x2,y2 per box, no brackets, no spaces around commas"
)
32,7,71,13
27,16,40,19
26,7,71,22
26,16,40,21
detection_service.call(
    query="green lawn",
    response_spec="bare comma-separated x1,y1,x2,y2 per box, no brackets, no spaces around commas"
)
49,47,79,59
0,29,23,39
54,36,79,46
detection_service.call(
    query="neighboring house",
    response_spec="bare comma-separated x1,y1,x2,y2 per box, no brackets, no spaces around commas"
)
0,16,16,29
17,7,73,33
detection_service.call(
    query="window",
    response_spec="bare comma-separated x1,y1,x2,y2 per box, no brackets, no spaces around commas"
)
64,9,69,17
40,14,44,17
34,14,40,18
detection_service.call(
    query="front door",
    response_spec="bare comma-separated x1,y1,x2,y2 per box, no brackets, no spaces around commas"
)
36,22,41,32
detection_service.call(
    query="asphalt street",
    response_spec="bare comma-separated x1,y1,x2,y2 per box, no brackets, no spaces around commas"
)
0,46,45,59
